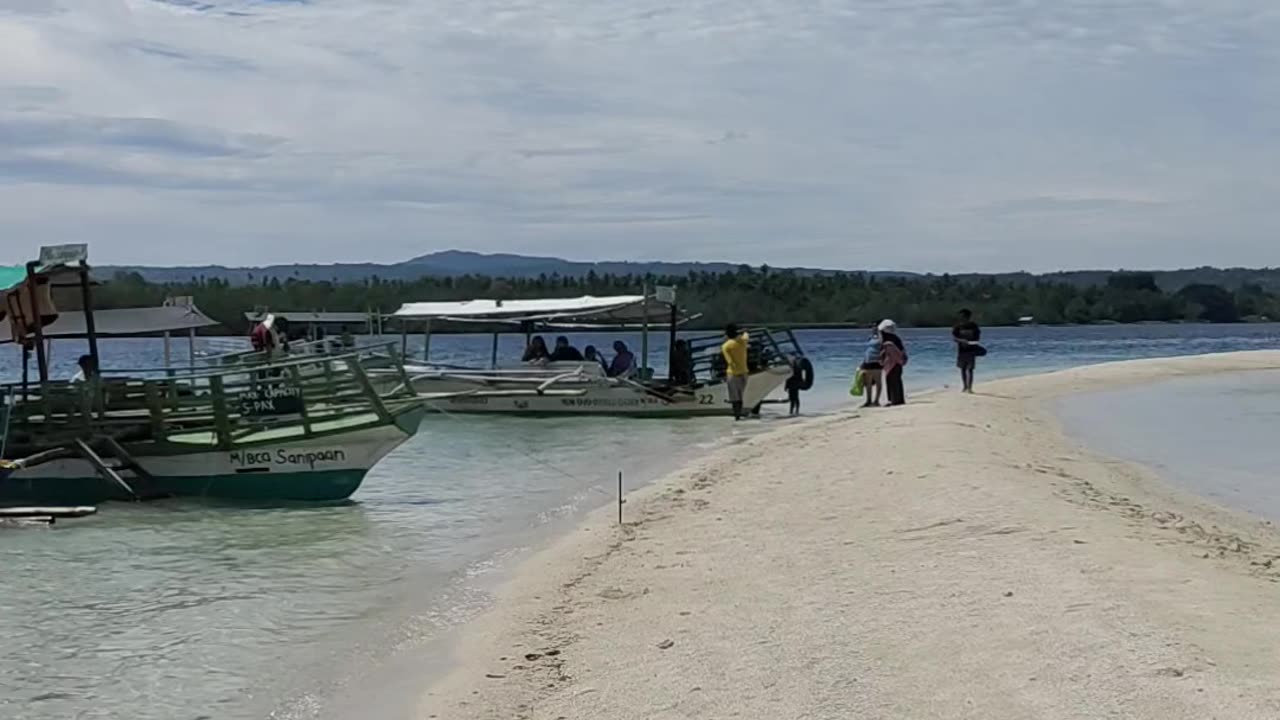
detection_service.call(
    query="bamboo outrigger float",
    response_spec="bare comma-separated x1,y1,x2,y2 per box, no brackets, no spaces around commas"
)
1,245,426,506
377,289,812,417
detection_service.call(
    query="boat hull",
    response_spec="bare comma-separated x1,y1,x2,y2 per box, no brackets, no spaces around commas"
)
401,367,791,417
0,406,425,505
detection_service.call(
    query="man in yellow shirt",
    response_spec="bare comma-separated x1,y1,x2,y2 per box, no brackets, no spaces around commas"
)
721,324,750,420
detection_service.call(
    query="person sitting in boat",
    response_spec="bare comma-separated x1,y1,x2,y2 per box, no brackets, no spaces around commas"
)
607,341,635,378
669,339,695,386
584,345,609,374
522,336,550,364
71,354,98,383
549,336,584,362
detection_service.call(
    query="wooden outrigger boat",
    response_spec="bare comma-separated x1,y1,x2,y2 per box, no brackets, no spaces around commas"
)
376,289,813,417
1,244,425,506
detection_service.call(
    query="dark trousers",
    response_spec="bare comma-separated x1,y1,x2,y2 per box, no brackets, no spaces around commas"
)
886,367,906,405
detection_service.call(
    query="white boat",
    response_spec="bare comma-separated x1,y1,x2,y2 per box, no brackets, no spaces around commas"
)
373,290,813,417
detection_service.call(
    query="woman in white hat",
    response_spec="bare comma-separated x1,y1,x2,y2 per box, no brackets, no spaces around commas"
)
877,319,908,406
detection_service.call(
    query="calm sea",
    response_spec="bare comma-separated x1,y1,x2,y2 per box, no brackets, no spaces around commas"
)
1057,368,1280,522
1,324,1277,720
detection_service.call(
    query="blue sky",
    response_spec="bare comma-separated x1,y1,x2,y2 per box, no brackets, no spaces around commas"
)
2,0,1279,272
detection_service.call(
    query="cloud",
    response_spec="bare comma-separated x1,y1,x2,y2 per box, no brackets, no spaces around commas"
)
1,0,1279,271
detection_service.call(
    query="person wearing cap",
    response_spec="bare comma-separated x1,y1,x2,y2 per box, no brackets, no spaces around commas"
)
878,319,908,406
721,323,750,420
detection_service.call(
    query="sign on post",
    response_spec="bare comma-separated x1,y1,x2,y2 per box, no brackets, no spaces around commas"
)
237,381,306,417
38,244,89,267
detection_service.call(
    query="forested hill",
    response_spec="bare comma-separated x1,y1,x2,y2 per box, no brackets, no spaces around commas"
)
98,250,1280,292
94,267,1279,332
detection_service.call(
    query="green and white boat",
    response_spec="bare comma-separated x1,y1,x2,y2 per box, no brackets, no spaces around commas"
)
1,245,425,506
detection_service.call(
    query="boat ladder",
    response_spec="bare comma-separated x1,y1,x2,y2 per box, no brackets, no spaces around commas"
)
71,437,158,501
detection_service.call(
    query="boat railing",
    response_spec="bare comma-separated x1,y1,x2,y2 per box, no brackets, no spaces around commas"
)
3,350,419,454
104,341,407,377
684,327,805,383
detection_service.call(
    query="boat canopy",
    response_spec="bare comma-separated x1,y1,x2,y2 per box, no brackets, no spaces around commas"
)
0,265,27,293
392,295,677,325
243,311,380,326
22,304,219,341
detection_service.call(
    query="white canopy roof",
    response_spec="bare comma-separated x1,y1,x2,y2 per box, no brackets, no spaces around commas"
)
393,295,666,323
244,311,377,325
2,304,220,342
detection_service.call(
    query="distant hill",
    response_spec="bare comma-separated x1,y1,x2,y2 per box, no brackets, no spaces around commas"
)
99,250,908,285
99,250,1280,292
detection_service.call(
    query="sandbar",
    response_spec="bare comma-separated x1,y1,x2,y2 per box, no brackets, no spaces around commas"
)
419,350,1280,720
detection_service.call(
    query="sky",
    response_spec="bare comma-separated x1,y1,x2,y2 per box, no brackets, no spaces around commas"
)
2,0,1280,273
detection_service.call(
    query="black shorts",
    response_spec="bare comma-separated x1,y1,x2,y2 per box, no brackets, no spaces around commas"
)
860,362,882,371
957,353,977,370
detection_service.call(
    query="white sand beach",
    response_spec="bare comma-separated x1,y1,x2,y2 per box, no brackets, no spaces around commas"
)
419,351,1280,720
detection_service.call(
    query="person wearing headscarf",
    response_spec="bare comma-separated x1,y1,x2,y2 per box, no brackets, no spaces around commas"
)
878,319,908,406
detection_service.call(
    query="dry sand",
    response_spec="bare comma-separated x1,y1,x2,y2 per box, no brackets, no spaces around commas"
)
419,351,1280,720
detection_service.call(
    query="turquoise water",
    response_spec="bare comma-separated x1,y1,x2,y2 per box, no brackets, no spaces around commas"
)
1,324,1278,720
1056,369,1280,521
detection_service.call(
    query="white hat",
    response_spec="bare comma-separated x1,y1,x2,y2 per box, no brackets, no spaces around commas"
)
877,319,897,334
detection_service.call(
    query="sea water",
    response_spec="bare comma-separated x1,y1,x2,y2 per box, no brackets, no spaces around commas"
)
1,324,1277,719
1056,369,1280,521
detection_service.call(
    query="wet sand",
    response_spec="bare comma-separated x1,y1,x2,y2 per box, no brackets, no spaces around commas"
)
419,351,1280,720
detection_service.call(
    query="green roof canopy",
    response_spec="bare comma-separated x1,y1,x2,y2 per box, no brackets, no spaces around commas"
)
0,266,27,293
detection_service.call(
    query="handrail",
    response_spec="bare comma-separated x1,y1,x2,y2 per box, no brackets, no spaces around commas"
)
3,343,421,455
91,346,395,385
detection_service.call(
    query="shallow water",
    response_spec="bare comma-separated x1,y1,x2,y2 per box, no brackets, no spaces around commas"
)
1056,369,1280,521
1,323,1277,719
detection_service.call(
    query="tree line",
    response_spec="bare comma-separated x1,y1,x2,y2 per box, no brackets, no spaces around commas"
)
95,267,1279,332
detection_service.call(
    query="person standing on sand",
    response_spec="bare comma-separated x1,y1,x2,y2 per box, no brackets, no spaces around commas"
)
784,355,803,416
721,324,750,420
878,319,908,406
860,329,883,407
952,308,982,393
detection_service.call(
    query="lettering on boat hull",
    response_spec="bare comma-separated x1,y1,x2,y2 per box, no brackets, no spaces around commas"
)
230,448,348,471
559,396,671,408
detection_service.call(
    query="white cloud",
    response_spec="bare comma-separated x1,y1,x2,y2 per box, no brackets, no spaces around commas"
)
2,0,1279,271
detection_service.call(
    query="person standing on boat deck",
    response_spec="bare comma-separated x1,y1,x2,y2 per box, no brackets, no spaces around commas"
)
522,336,550,364
607,341,635,378
721,324,750,420
274,317,292,353
549,336,584,362
878,319,908,406
953,308,982,393
250,315,277,354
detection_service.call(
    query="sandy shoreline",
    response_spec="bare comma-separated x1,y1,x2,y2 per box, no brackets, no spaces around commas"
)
419,351,1280,719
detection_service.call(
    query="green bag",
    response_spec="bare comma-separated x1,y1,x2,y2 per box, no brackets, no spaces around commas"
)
850,369,865,397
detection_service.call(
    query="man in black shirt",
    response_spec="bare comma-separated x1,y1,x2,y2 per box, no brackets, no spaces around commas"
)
952,308,982,393
549,336,585,362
